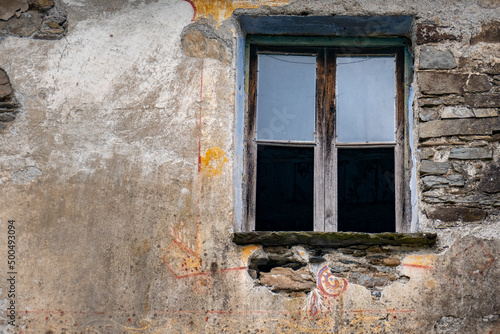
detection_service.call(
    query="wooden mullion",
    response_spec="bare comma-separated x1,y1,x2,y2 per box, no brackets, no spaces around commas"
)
324,49,337,232
245,45,258,232
314,49,326,231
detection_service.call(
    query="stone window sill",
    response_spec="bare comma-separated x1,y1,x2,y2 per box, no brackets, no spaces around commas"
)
233,231,437,247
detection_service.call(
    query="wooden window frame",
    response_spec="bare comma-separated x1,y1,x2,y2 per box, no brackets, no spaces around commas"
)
243,36,411,233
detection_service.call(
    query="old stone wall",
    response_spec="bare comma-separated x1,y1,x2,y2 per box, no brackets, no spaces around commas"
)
0,0,498,333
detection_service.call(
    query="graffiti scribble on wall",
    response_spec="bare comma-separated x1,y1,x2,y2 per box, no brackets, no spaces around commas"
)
317,266,348,297
185,0,289,23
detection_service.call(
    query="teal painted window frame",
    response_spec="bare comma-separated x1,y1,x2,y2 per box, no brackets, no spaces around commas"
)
240,36,414,233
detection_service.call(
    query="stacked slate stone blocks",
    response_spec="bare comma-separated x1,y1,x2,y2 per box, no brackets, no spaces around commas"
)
0,68,19,130
417,23,500,227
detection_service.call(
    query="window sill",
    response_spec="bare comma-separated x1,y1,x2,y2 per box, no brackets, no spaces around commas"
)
233,231,437,247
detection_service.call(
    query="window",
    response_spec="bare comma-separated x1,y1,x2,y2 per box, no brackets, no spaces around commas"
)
244,38,410,233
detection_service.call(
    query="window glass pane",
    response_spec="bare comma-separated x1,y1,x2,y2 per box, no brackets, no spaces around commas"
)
337,148,395,233
256,145,314,231
256,54,316,142
336,56,396,143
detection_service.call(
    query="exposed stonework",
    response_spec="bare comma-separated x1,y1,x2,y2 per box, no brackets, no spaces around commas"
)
465,92,500,108
420,160,451,175
0,0,28,21
259,267,316,293
247,242,431,298
421,174,464,191
181,21,231,64
464,74,493,93
449,147,493,160
0,68,13,99
473,108,499,117
418,94,465,107
419,118,500,138
419,107,439,121
427,206,488,223
459,53,500,75
471,21,500,44
416,24,459,45
0,0,66,39
418,72,467,95
419,46,456,70
441,106,474,119
0,68,19,130
478,163,500,193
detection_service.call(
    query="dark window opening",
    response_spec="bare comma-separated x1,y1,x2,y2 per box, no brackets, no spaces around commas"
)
338,148,395,233
256,145,314,231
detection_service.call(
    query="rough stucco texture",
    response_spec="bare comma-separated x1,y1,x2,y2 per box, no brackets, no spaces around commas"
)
0,0,499,333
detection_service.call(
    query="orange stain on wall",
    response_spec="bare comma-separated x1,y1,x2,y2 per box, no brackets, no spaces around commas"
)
402,254,437,269
187,0,289,23
201,147,228,176
240,244,260,262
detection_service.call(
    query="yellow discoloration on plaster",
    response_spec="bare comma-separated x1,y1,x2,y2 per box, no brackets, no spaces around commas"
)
201,147,228,176
240,244,260,262
186,256,202,270
189,0,289,23
402,254,437,268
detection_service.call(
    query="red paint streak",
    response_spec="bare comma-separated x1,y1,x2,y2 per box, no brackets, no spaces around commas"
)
309,292,319,317
206,310,292,315
345,309,415,314
480,242,495,273
386,309,415,313
195,58,204,255
184,0,197,21
174,240,199,258
453,241,479,258
402,263,434,270
197,58,204,174
15,310,105,315
153,309,293,315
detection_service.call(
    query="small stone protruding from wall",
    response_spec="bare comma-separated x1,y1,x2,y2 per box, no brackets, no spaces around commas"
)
181,20,232,64
0,68,20,130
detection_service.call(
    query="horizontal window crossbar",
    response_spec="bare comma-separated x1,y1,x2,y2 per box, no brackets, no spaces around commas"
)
255,139,316,147
335,142,397,148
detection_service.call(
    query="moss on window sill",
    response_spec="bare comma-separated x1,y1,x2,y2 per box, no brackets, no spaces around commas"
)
233,231,437,247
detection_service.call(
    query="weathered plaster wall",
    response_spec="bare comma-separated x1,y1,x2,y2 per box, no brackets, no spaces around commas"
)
0,0,498,333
